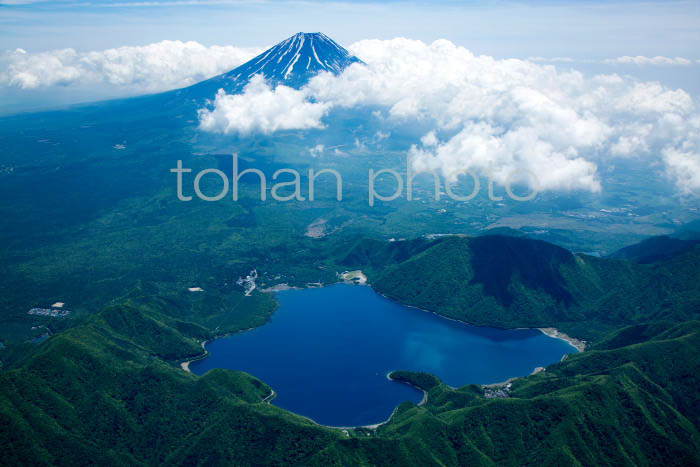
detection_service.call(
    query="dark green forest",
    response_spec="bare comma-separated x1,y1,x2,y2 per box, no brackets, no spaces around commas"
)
3,232,700,466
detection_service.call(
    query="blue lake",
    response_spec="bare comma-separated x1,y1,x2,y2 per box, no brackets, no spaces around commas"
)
190,283,576,427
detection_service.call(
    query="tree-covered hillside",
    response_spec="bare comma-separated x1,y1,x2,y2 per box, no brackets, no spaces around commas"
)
343,235,700,340
3,293,700,465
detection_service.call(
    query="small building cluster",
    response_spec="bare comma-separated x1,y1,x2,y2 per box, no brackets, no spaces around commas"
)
484,382,512,399
28,307,71,318
237,269,258,296
339,270,368,285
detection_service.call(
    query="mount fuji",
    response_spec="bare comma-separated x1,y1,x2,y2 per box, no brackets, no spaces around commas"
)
179,32,363,100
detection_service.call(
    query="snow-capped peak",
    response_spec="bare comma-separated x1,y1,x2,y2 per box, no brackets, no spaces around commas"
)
242,32,362,84
182,32,362,98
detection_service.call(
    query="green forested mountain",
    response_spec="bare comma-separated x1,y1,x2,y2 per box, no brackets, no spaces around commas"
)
3,297,700,465
2,234,700,466
0,303,342,466
344,235,700,340
609,235,700,264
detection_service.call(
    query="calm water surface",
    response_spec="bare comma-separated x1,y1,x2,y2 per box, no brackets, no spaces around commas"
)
190,284,576,427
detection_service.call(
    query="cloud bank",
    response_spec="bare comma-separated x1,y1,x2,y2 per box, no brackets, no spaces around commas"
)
530,55,695,66
0,40,261,92
200,38,700,195
3,38,698,194
603,56,693,66
198,75,330,135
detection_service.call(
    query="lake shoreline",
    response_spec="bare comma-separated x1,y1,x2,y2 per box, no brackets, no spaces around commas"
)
536,327,586,352
180,340,209,373
372,285,585,354
181,277,585,431
180,326,257,373
259,275,586,356
323,372,427,430
387,371,428,406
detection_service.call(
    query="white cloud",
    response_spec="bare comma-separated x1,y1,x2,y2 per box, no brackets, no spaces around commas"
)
8,38,696,194
0,40,261,92
199,38,700,194
198,75,330,135
603,55,693,66
409,123,601,192
374,130,390,142
660,114,700,194
527,55,696,66
309,144,325,157
664,148,700,194
420,131,438,147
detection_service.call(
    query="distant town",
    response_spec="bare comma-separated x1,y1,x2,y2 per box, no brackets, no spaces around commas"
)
28,305,72,318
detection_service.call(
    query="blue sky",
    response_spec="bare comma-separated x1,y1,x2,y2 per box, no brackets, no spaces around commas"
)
1,0,698,58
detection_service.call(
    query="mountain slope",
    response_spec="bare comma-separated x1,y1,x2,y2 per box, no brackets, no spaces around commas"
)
342,235,700,339
178,32,362,100
609,235,700,264
2,234,700,465
4,299,700,466
0,303,341,466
